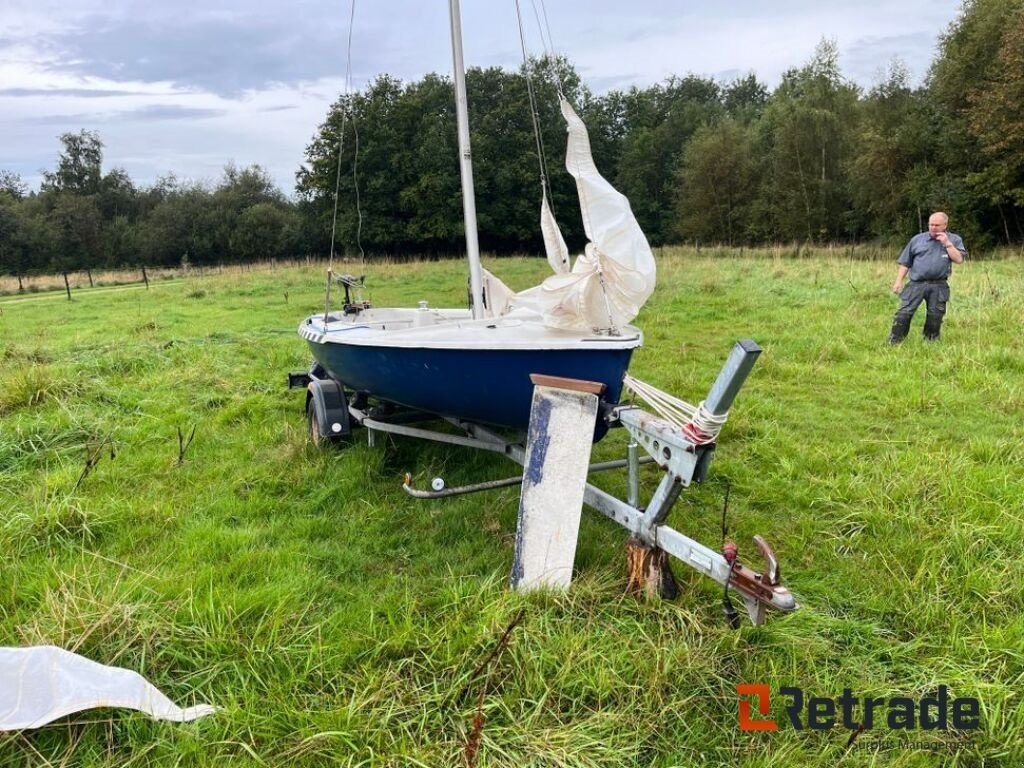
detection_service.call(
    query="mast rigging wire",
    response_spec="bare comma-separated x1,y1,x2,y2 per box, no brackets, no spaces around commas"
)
325,0,363,320
530,0,563,96
514,0,556,214
328,0,359,272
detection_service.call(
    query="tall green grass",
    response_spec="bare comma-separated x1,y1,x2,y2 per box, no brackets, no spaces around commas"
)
1,249,1021,766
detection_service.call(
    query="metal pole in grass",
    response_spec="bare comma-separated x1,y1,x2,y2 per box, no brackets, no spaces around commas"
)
63,271,71,301
86,269,93,288
141,265,149,289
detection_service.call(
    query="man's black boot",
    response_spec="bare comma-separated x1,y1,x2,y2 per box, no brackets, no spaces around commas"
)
888,313,912,344
923,313,943,341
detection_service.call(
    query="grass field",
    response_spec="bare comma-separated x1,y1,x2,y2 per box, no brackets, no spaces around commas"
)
1,248,1022,766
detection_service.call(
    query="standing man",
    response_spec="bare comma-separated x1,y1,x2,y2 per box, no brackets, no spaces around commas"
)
888,212,967,343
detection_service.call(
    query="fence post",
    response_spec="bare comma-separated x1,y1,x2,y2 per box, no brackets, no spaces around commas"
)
63,272,72,301
141,266,149,289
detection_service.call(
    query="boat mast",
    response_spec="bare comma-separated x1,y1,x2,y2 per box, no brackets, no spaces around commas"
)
448,0,485,319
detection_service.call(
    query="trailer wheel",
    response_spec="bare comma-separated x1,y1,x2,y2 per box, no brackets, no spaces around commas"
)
306,398,327,446
305,377,351,446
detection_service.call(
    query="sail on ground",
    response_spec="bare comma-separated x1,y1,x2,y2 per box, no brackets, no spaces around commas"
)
510,98,656,331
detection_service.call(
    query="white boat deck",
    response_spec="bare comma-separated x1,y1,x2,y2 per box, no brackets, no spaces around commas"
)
299,307,642,351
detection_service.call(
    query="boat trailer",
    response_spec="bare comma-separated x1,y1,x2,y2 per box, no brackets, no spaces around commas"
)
290,340,797,626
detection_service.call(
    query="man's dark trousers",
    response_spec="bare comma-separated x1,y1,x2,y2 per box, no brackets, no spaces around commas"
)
888,280,950,343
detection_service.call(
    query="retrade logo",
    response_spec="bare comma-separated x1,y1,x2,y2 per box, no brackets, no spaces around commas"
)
737,685,980,732
737,684,778,731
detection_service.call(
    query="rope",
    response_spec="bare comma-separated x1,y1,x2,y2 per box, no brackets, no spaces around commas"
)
324,97,346,321
352,117,364,266
623,374,729,445
325,0,361,321
326,108,346,274
530,0,563,96
514,0,556,214
328,0,357,273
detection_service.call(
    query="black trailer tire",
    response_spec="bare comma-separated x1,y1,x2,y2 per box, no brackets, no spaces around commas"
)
306,397,327,446
305,377,351,446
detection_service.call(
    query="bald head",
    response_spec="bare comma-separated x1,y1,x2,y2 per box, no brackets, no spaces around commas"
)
928,212,949,236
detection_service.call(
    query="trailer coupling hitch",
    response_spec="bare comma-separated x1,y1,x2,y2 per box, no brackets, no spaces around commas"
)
723,534,796,624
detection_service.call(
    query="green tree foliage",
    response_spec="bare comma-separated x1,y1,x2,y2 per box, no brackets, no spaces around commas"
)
0,197,26,278
296,59,583,255
231,203,302,262
849,62,936,239
760,40,860,241
135,181,217,265
0,172,29,275
297,74,407,254
967,6,1024,240
723,74,769,123
615,76,724,244
0,170,28,200
11,197,59,276
97,168,139,221
0,142,299,276
101,215,137,267
928,0,1024,242
47,194,102,272
42,131,104,196
674,120,760,244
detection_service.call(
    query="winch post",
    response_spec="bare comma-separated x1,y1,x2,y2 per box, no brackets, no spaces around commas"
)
704,339,761,415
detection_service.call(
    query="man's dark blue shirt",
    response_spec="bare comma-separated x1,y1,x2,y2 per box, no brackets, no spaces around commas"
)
898,232,967,281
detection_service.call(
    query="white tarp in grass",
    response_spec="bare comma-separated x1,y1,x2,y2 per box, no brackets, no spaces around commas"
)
0,646,215,730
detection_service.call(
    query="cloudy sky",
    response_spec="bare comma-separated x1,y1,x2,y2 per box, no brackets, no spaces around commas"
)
0,0,962,195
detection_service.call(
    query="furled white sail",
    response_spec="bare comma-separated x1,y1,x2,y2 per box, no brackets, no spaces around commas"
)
541,191,570,274
513,98,656,331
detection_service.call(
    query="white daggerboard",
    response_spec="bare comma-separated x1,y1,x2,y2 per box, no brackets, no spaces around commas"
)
510,376,604,591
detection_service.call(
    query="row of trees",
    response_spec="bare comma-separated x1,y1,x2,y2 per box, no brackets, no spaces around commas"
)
298,0,1024,253
2,0,1022,279
0,135,311,277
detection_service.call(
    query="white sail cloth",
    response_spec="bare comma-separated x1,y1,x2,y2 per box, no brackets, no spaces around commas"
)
0,646,215,730
511,98,656,331
540,190,570,275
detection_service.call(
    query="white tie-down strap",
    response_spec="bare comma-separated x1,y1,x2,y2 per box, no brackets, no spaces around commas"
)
0,646,216,730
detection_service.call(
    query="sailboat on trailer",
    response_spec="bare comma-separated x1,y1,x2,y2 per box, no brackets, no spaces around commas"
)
298,1,655,433
293,1,798,624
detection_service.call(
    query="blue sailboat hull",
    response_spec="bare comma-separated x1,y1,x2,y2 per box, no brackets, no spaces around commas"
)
305,339,635,430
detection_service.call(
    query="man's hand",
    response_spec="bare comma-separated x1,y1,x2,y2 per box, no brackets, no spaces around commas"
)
892,281,903,294
934,232,952,247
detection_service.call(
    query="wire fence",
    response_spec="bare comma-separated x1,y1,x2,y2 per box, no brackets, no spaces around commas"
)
2,242,1019,297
